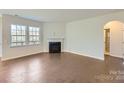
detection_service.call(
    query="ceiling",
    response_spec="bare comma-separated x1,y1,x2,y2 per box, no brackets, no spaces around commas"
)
0,9,123,22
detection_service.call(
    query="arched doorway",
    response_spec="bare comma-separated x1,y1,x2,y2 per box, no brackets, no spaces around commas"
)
104,21,124,59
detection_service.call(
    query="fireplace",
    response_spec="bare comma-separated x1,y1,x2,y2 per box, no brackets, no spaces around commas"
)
49,42,61,53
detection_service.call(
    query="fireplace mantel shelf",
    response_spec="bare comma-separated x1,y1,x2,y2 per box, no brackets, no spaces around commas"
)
47,37,64,40
47,37,64,42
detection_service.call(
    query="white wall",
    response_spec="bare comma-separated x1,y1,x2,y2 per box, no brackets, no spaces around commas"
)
2,11,124,61
65,11,124,60
0,16,2,57
104,21,124,58
2,15,43,61
65,18,104,60
43,22,65,52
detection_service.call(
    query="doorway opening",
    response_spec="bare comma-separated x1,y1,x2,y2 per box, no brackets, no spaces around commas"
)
104,21,124,60
104,28,110,55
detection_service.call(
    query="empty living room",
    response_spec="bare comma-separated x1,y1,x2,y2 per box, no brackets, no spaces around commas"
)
0,9,124,83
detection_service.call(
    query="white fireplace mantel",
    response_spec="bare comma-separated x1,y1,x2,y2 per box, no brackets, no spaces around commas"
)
47,37,64,42
47,37,64,52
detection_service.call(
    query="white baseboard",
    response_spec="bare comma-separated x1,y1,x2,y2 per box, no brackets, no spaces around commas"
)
2,51,43,61
64,50,104,60
1,50,105,61
110,54,123,59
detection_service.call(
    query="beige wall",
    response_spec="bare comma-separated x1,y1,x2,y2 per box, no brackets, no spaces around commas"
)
43,22,65,52
2,15,43,61
65,11,124,60
0,16,2,57
104,21,124,58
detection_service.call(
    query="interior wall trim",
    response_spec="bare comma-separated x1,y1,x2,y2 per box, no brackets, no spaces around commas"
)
64,50,104,61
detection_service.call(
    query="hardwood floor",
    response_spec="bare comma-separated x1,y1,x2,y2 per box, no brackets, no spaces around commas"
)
0,52,123,83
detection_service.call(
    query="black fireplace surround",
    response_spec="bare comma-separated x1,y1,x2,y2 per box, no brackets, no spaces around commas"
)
49,42,61,53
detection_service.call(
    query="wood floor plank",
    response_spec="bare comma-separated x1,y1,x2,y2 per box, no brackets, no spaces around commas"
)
0,52,123,83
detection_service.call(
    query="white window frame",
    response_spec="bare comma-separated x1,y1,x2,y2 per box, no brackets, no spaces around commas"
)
10,24,27,47
28,26,40,45
10,24,41,48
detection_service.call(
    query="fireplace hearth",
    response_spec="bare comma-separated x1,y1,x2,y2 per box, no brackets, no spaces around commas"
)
49,42,61,53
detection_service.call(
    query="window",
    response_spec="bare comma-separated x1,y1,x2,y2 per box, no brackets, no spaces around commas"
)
10,24,26,47
29,26,40,45
10,24,40,47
